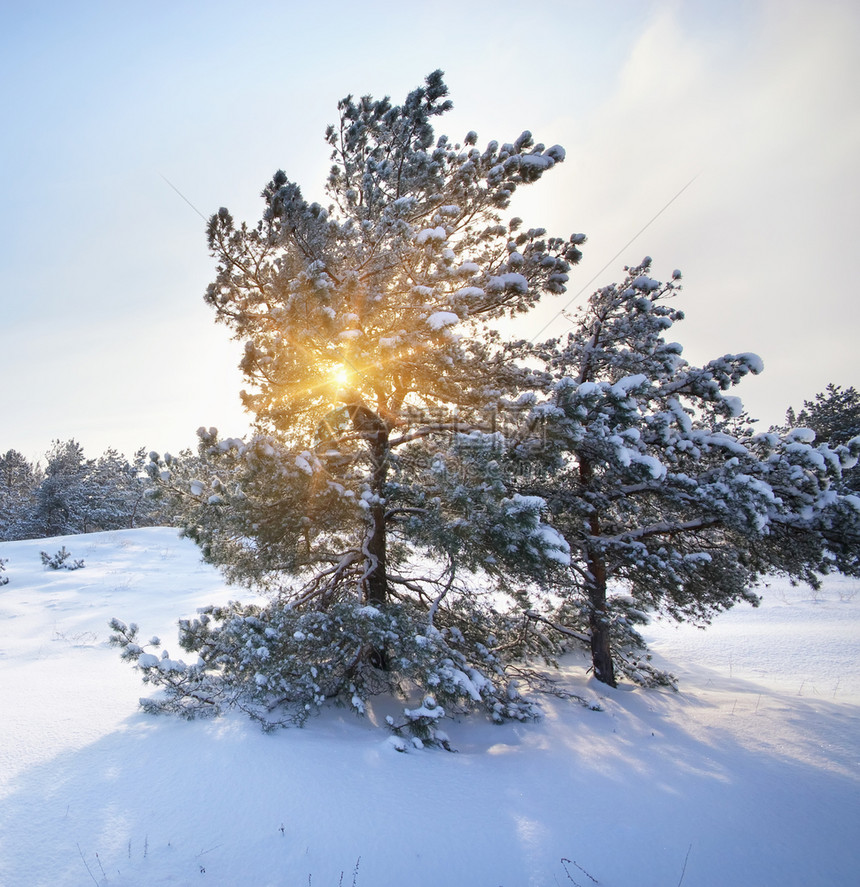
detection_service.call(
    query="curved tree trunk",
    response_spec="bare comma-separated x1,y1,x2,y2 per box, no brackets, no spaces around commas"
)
363,428,390,669
346,400,391,606
363,426,390,606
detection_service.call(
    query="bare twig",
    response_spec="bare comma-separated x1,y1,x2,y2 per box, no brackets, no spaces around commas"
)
560,857,599,885
76,843,99,886
677,843,692,887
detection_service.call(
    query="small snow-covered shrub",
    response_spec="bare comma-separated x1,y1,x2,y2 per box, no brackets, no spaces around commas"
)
40,546,85,570
0,557,8,586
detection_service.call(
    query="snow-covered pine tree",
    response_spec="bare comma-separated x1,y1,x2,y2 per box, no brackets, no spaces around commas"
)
26,439,90,538
119,72,581,734
782,384,860,492
85,447,156,530
0,449,42,541
514,260,860,687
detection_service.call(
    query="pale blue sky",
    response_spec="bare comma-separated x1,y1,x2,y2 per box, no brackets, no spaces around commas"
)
2,0,858,462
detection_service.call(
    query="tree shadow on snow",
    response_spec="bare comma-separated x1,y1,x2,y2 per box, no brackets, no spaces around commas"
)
0,667,858,887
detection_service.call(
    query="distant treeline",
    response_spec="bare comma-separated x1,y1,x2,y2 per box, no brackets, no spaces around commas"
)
0,440,189,541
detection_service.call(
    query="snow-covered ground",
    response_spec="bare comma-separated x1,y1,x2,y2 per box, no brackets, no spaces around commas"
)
1,528,857,886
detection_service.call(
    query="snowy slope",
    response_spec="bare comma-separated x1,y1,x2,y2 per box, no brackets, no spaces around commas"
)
1,528,858,887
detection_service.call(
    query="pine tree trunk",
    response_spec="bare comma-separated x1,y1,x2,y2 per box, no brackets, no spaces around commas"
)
345,402,392,668
362,426,390,607
364,429,390,669
346,401,391,606
586,552,617,687
365,499,388,605
580,454,617,687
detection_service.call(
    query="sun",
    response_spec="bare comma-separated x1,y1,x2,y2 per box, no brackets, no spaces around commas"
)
330,363,353,387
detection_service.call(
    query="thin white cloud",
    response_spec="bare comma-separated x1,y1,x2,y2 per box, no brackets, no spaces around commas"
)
522,0,860,426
